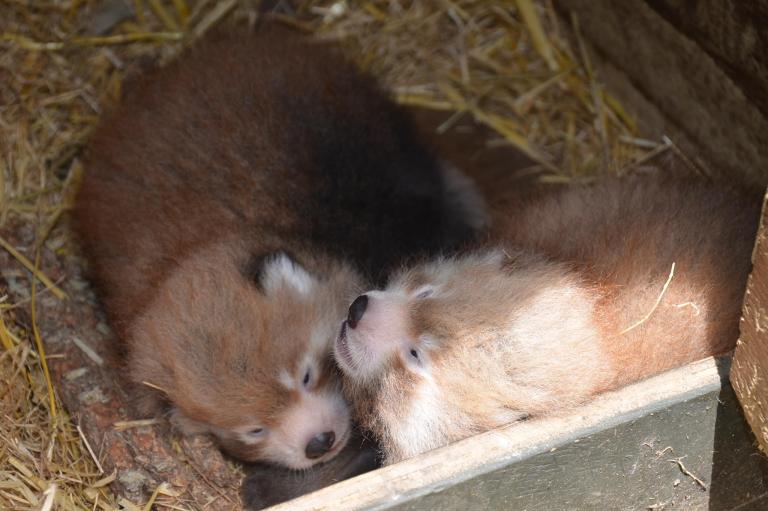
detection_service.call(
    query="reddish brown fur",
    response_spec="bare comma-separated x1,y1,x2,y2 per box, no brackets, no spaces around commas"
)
73,25,481,468
496,171,760,388
126,241,356,464
337,170,760,463
75,26,479,336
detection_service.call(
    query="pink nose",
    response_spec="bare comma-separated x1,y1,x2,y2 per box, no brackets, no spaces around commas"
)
347,295,368,328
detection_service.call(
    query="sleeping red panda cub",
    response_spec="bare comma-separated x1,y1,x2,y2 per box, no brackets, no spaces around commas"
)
74,26,483,469
335,171,760,464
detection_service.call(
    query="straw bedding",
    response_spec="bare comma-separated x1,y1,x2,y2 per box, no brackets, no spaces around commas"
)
0,1,656,508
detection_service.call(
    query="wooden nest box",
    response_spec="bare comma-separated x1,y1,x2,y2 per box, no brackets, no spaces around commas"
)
279,1,768,509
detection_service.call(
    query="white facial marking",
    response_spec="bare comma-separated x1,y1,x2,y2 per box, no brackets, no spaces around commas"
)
414,285,435,299
310,326,331,352
261,390,350,469
263,253,314,295
229,424,267,446
278,369,296,391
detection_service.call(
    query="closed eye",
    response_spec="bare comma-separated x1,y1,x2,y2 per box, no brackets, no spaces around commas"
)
303,370,311,387
241,427,266,442
415,287,434,299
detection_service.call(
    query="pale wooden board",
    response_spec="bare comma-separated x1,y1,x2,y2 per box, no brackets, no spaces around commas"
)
645,0,768,117
266,356,767,510
733,192,768,454
550,0,768,464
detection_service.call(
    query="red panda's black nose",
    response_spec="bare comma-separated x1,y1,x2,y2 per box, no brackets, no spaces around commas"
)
305,431,335,459
347,295,368,329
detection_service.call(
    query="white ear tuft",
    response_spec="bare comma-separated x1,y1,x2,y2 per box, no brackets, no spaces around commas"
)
263,253,315,295
482,248,507,266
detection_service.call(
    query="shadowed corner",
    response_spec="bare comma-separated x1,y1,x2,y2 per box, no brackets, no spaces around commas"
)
709,358,768,510
240,428,381,510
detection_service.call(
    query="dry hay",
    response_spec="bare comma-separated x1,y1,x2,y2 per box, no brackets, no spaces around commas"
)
299,0,660,179
0,0,658,508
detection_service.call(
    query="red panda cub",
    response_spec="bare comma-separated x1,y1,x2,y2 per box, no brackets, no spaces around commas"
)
74,26,483,469
335,171,760,464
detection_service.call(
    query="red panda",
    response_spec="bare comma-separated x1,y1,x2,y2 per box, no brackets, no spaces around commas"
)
335,171,760,463
73,24,483,469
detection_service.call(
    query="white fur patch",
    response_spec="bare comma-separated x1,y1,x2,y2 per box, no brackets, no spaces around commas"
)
236,430,264,445
261,389,350,469
506,283,596,352
500,281,606,406
491,408,528,425
263,254,314,295
278,369,296,391
416,250,505,289
395,376,446,458
310,326,331,353
230,424,267,446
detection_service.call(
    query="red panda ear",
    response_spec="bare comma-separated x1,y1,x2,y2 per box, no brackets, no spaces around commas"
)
244,251,315,295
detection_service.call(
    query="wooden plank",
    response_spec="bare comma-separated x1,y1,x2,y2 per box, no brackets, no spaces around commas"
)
550,0,768,466
645,0,768,118
267,357,768,510
552,0,768,187
733,193,768,454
